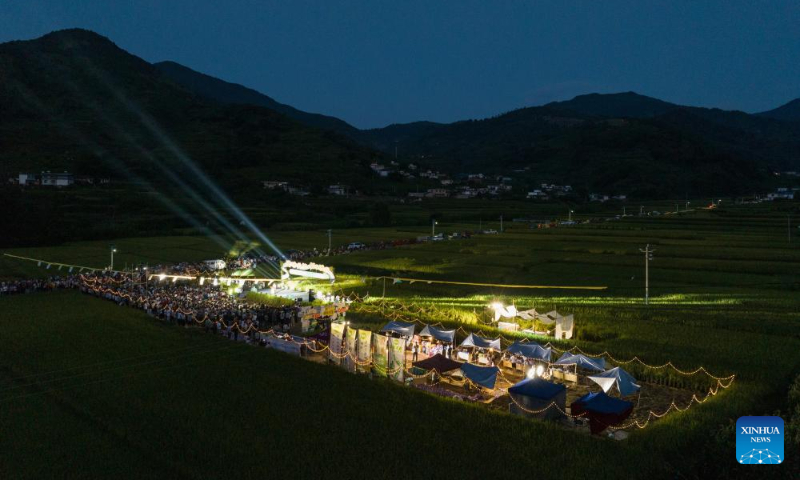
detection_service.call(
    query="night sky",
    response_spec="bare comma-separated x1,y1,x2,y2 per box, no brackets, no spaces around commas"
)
2,1,799,128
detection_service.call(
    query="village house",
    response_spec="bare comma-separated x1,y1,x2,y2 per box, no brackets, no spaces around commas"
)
40,171,74,187
425,188,449,198
328,184,349,196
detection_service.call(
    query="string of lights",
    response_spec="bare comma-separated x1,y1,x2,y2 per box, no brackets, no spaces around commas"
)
10,255,739,432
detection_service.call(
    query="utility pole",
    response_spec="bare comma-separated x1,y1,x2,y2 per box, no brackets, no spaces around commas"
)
326,229,332,255
789,215,792,244
568,209,574,222
432,219,438,237
639,205,644,216
623,207,626,217
500,215,504,233
639,244,655,305
675,204,679,214
110,245,117,271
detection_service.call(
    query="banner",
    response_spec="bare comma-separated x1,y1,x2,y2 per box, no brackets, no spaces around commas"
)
357,329,372,374
265,336,302,356
330,322,346,365
372,333,389,377
389,337,406,382
344,327,358,373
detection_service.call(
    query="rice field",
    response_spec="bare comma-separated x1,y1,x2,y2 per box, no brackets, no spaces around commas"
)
1,202,799,478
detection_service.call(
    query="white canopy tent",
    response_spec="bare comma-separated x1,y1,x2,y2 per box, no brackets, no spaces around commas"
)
588,367,641,397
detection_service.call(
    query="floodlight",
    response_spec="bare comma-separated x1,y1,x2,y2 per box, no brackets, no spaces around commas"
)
536,364,545,377
526,368,536,379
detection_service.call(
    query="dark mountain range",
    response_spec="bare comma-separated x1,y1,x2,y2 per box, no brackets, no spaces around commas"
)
545,92,680,118
158,57,800,196
0,29,381,191
154,60,360,137
3,29,800,200
758,98,800,122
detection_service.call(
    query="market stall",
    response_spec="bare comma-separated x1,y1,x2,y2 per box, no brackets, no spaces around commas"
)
587,367,641,397
508,377,566,420
504,340,552,374
457,333,501,364
570,391,634,434
460,362,500,390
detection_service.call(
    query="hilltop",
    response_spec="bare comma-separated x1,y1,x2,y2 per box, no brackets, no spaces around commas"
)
0,29,382,191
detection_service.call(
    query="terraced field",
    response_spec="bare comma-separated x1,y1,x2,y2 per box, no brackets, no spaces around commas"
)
1,202,799,478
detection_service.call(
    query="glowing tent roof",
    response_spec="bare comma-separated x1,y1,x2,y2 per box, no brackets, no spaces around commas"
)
419,325,456,343
458,333,501,350
379,321,416,337
553,352,605,372
506,341,552,361
587,367,641,397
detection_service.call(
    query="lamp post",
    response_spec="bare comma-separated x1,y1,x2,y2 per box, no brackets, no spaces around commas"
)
432,219,438,237
326,229,332,255
568,209,574,222
639,244,655,305
110,245,117,271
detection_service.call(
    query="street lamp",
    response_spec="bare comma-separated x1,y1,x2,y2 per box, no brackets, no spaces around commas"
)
639,244,655,305
110,245,117,270
432,219,438,237
568,209,574,222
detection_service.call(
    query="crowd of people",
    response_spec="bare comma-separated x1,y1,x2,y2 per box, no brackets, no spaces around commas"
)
79,272,308,342
0,276,79,295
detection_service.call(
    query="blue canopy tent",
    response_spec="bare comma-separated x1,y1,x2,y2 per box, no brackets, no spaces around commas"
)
508,378,566,420
458,333,501,350
553,352,605,372
380,321,416,338
419,325,456,344
588,367,641,397
460,363,500,389
570,391,634,434
506,341,552,362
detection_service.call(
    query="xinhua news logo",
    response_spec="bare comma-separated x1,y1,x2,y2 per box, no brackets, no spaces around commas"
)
736,416,784,465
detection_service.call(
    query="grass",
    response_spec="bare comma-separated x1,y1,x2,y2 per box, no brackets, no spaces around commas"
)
2,202,800,478
0,291,659,480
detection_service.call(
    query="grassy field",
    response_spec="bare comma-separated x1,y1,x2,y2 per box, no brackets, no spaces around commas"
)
1,202,800,478
2,291,657,479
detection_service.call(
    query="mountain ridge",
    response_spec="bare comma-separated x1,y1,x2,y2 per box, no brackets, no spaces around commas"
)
3,28,799,199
